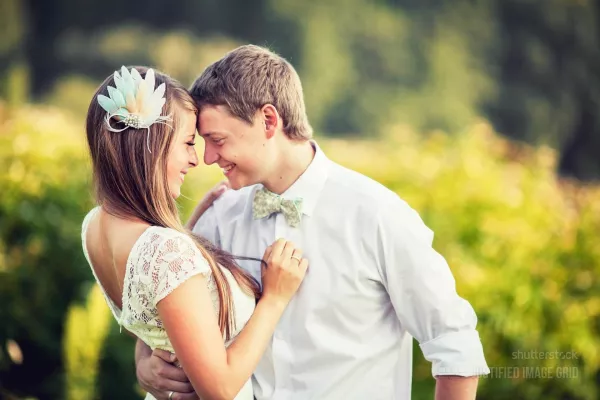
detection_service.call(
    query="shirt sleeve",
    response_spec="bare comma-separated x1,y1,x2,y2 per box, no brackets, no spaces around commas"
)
150,232,212,307
376,199,490,377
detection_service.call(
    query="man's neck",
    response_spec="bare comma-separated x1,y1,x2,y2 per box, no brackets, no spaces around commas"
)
262,140,315,195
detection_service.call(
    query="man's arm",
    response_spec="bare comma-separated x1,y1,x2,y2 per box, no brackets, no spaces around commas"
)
135,338,152,364
135,339,197,400
185,181,229,230
375,199,489,400
436,376,479,400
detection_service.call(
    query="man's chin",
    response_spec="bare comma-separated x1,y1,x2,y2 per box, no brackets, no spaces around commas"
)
226,177,243,190
227,176,257,191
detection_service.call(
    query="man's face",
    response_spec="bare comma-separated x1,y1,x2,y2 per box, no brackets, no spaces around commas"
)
198,105,269,189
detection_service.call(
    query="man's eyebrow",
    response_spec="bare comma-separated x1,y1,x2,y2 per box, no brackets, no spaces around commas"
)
199,131,224,138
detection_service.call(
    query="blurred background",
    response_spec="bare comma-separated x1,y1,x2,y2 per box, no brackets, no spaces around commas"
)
1,0,599,399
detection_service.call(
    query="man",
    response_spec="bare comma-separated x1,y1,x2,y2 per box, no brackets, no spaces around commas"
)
136,44,489,400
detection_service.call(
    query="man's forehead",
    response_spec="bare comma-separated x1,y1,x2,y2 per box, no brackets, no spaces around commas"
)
197,108,241,137
198,104,230,119
198,107,231,126
197,122,229,138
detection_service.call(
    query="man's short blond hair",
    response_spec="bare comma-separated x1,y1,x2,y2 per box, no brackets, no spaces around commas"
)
190,45,313,140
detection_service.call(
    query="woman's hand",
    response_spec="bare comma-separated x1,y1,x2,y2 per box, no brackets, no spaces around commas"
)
260,239,309,307
185,181,230,230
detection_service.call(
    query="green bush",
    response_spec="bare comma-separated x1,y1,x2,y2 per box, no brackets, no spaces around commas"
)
64,285,111,400
0,103,92,399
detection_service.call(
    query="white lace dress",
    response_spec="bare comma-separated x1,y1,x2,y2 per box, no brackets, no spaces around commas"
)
81,207,255,400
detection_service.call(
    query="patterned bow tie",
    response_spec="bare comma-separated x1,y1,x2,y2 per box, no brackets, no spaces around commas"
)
252,187,303,227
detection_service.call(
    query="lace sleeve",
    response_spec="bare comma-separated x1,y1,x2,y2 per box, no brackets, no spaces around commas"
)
149,231,212,307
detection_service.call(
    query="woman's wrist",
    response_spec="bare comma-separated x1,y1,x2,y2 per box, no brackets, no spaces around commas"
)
257,293,289,314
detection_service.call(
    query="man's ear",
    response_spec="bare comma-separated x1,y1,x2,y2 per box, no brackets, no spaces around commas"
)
261,104,280,139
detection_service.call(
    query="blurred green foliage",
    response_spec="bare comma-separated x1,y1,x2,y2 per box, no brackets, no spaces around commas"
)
0,102,93,399
0,100,598,399
64,285,110,400
2,0,600,178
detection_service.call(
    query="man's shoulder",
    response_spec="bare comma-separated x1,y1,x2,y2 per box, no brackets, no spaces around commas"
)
326,161,403,208
327,163,432,241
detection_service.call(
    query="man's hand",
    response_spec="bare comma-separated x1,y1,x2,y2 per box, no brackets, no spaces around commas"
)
435,375,479,400
185,181,230,230
136,348,198,400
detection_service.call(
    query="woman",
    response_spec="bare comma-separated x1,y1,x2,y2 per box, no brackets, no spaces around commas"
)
81,66,308,400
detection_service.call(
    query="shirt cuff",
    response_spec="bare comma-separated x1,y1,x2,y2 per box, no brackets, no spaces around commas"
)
419,329,490,377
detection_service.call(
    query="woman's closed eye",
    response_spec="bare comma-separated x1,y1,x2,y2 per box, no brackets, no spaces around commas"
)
186,141,196,147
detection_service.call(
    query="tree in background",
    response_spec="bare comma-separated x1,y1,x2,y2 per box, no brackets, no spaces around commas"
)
10,0,600,179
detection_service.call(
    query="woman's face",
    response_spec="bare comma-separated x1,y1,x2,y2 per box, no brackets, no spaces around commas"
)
167,108,199,199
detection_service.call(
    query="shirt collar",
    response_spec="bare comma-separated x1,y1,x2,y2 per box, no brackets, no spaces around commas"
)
272,140,329,217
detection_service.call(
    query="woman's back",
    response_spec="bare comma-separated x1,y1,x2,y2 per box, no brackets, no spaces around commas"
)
83,206,148,310
81,207,256,399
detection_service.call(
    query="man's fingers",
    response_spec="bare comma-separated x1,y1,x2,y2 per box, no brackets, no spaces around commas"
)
152,348,176,363
210,181,230,199
150,350,190,383
216,180,230,193
210,184,228,199
196,181,230,215
154,389,198,400
173,393,200,400
155,362,191,383
160,379,195,394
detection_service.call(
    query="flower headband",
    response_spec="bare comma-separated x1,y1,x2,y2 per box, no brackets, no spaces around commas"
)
97,66,170,152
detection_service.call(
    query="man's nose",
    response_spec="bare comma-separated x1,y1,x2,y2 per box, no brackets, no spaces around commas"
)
203,144,220,165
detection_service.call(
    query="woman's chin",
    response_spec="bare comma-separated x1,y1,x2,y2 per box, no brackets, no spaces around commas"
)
170,188,181,199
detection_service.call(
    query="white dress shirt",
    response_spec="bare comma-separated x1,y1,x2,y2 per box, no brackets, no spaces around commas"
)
193,142,489,399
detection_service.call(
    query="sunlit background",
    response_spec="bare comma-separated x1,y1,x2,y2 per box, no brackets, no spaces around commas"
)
1,0,599,399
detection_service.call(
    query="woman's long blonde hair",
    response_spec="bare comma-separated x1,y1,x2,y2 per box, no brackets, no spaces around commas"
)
86,67,260,341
